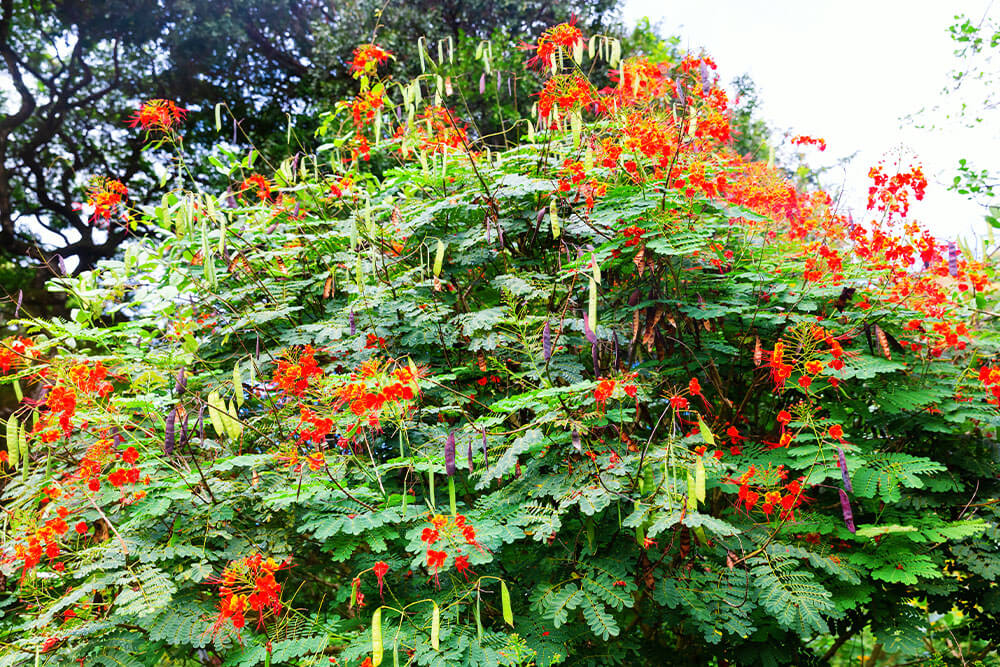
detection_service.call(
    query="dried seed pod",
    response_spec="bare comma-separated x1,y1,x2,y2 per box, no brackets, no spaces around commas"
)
349,309,356,335
753,337,762,366
481,429,489,468
592,341,599,377
14,290,22,317
543,320,552,362
174,368,187,395
838,489,856,533
467,440,474,474
837,447,853,493
445,432,456,477
583,314,597,344
164,406,177,455
572,429,581,453
875,325,891,360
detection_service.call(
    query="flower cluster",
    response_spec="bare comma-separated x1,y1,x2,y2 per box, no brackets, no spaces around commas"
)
867,163,927,218
126,99,186,134
349,43,393,78
791,135,827,151
332,359,419,432
239,174,272,202
211,554,288,638
273,345,324,397
527,21,583,70
728,466,809,520
85,177,128,226
0,337,37,375
420,514,481,586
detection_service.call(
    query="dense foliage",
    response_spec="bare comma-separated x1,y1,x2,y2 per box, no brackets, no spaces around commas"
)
2,22,999,666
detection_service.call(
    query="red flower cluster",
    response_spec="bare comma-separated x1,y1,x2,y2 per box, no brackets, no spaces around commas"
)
273,345,324,397
527,21,583,70
349,43,393,77
0,337,37,375
867,163,927,218
420,514,481,586
538,73,597,122
979,365,1000,405
68,361,114,398
86,177,128,225
398,105,468,155
333,360,420,432
126,99,186,133
729,466,809,520
791,135,827,151
622,225,645,247
211,554,288,638
239,174,272,202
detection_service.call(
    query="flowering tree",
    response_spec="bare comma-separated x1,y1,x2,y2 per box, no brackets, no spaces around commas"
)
1,21,999,667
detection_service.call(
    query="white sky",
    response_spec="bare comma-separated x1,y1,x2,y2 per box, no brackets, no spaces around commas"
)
621,0,1000,244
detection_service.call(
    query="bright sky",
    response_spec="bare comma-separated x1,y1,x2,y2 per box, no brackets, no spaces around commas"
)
621,0,1000,245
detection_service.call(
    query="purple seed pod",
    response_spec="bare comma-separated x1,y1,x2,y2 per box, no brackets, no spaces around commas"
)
111,426,122,448
496,71,501,92
255,335,261,360
445,431,456,477
613,331,621,370
572,429,581,453
197,405,206,445
536,207,546,227
265,219,279,235
174,368,187,395
507,76,512,97
467,439,474,474
480,72,486,95
700,62,710,91
583,314,597,344
180,407,190,447
836,447,852,492
674,81,686,106
948,242,959,277
481,429,489,468
226,193,238,209
497,222,504,247
165,406,177,455
592,341,599,376
543,320,552,362
838,488,856,533
349,309,356,335
14,290,22,317
57,255,67,276
293,200,300,218
233,119,238,144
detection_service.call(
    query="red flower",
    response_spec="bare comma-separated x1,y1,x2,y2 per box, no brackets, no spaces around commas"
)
122,446,139,465
594,379,615,404
828,424,844,441
74,522,88,535
126,99,186,133
688,378,702,395
421,528,439,544
454,555,473,580
776,410,791,426
373,561,389,597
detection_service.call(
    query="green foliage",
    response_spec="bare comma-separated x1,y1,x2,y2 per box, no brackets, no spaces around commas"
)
1,17,999,667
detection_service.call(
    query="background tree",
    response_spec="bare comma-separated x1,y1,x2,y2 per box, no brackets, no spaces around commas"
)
0,0,623,295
